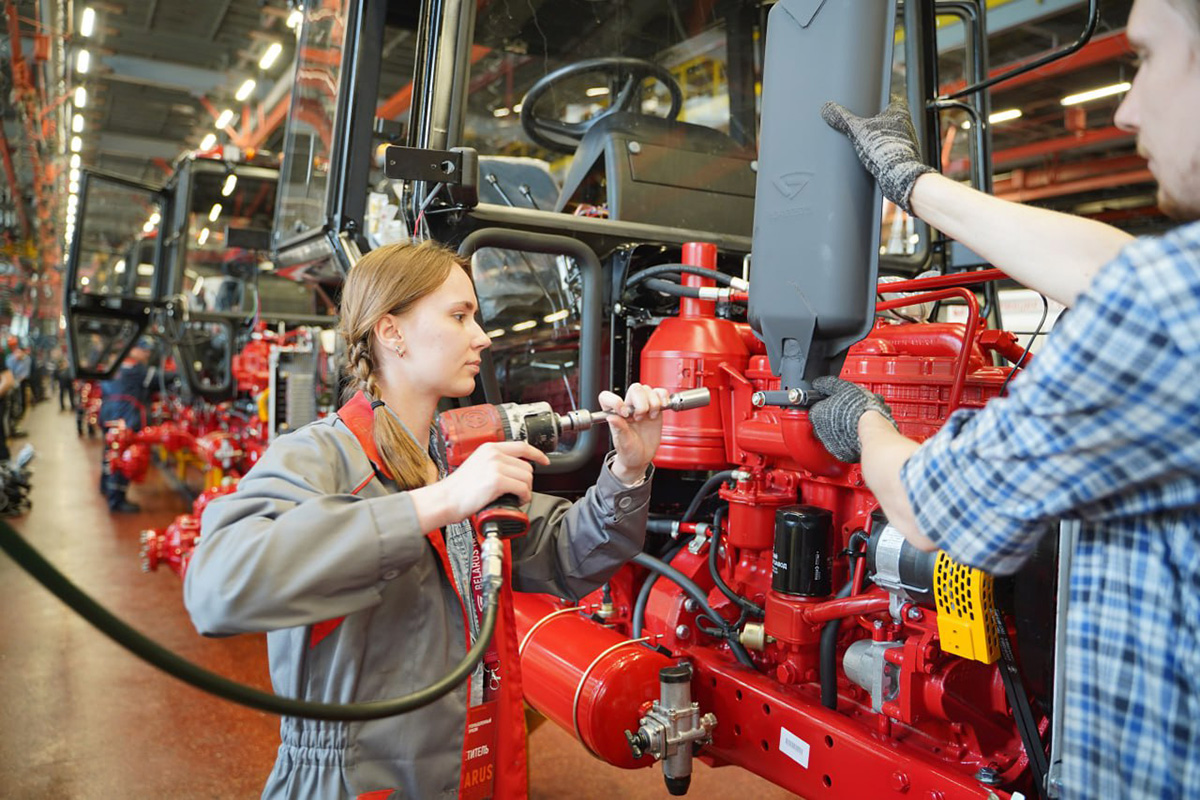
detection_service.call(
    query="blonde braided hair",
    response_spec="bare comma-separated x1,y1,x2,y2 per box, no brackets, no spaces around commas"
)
338,241,469,490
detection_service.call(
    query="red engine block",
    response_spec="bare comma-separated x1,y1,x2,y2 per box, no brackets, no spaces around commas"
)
513,266,1037,799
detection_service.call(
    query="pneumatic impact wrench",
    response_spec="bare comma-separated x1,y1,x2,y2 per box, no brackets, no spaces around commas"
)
437,388,712,539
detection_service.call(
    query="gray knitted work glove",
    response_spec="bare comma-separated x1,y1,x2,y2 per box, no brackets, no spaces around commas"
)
808,376,896,463
820,97,936,215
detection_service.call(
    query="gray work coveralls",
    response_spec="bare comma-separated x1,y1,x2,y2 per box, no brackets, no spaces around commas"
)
183,413,651,799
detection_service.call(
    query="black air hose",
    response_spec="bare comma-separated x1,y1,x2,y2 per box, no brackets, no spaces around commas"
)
0,520,497,721
681,470,735,523
625,264,738,288
632,551,755,669
708,504,764,618
820,580,855,710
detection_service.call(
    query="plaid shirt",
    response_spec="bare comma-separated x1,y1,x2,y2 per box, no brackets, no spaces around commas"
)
901,220,1200,798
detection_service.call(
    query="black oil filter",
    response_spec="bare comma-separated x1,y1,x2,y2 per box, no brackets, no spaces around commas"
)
771,505,834,597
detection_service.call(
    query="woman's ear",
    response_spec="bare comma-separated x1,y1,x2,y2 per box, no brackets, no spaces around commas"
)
373,313,405,355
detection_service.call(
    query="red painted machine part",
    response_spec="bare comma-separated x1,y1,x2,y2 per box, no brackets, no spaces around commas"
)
512,593,673,769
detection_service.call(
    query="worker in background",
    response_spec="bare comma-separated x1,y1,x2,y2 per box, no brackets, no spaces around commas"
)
5,341,31,436
813,0,1200,795
99,337,155,513
53,348,75,412
184,241,668,800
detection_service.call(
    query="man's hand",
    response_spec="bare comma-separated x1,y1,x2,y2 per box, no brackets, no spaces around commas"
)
820,97,936,215
808,376,896,463
597,382,670,485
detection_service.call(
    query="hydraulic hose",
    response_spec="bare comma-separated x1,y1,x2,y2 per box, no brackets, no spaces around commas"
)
633,539,688,639
708,505,764,618
632,551,756,669
0,519,498,721
625,264,740,288
681,469,734,524
820,580,855,710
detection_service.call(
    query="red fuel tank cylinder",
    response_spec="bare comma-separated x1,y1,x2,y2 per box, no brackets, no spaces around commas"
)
512,593,674,768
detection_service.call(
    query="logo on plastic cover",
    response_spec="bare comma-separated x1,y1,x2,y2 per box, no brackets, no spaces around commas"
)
773,172,813,199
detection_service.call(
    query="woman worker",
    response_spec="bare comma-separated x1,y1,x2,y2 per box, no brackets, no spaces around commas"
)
184,240,668,800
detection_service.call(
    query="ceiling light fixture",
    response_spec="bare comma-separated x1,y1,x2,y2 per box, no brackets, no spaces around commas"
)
286,10,303,30
259,42,283,70
69,169,80,182
963,108,1023,130
492,107,511,118
1061,81,1132,106
80,7,95,37
199,133,217,151
76,50,90,74
70,154,81,169
585,87,609,97
208,203,222,222
70,136,82,152
235,79,256,102
511,320,537,332
74,87,87,107
198,228,210,246
543,309,570,323
72,114,85,133
214,109,234,129
221,174,238,197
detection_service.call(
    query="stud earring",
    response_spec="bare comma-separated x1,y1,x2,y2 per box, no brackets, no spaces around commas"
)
395,345,405,358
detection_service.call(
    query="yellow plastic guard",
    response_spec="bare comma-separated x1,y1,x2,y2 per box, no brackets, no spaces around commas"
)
933,553,999,664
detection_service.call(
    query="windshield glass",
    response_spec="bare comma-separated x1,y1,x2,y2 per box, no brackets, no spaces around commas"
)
463,1,759,229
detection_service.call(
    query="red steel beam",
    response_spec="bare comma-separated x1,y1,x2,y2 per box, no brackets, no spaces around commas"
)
996,168,1154,203
940,30,1132,97
947,125,1134,174
994,154,1148,194
0,123,31,240
376,45,492,120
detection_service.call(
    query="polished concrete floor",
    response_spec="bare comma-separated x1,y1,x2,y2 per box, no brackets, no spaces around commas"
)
0,400,797,799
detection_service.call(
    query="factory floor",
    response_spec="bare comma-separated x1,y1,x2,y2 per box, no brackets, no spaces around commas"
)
0,400,799,799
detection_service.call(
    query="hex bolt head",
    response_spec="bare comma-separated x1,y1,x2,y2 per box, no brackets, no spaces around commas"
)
675,624,691,639
627,141,642,154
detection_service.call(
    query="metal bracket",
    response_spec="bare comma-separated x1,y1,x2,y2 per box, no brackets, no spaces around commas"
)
383,145,464,184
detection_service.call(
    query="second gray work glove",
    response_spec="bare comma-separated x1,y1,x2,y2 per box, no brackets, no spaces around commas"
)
820,97,936,215
808,376,896,463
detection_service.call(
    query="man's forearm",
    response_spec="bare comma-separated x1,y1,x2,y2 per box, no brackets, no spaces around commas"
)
910,174,1134,308
857,412,937,551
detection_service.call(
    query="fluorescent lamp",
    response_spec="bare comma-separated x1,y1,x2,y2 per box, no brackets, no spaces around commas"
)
259,42,283,70
208,203,222,222
512,103,523,113
543,309,570,323
67,194,78,207
235,79,256,102
80,276,90,287
70,136,82,152
74,87,87,107
198,228,210,245
1061,82,1132,106
585,87,609,97
114,260,126,274
486,329,505,338
286,9,303,29
989,108,1022,124
199,133,217,151
511,320,537,332
76,50,90,74
143,221,155,233
492,107,511,118
148,212,160,225
221,174,237,197
72,114,84,133
214,109,234,129
69,168,80,182
80,8,95,37
70,154,81,169
69,180,80,194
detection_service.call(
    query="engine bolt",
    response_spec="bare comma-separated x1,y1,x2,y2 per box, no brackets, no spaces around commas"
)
683,598,698,613
675,625,691,639
890,771,910,793
906,607,923,621
974,766,1001,786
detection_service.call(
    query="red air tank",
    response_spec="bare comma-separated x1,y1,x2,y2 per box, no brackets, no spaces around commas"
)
640,242,750,470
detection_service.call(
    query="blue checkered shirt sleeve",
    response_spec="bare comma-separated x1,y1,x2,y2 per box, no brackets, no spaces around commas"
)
900,222,1200,575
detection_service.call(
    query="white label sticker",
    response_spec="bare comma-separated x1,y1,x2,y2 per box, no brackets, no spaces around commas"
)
779,726,810,768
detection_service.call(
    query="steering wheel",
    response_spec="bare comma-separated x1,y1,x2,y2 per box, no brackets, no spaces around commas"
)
520,57,684,154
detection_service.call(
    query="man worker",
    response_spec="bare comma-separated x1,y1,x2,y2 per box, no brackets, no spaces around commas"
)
811,0,1200,796
99,338,155,513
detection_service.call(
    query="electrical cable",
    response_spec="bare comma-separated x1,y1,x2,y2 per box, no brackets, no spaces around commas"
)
413,181,445,240
0,519,498,721
631,551,756,669
632,539,688,639
708,504,764,618
999,293,1049,397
